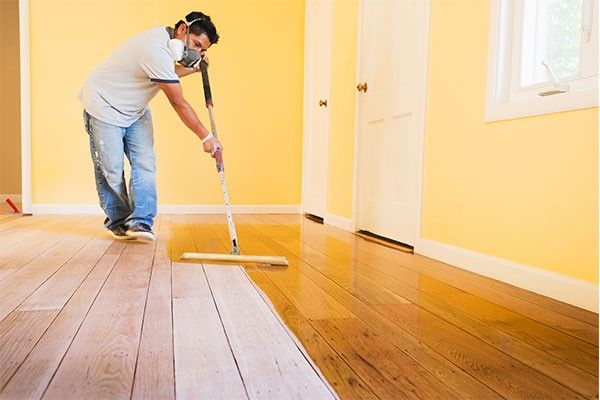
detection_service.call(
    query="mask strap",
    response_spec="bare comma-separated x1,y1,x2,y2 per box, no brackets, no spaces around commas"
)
184,18,203,50
186,18,203,27
183,16,208,56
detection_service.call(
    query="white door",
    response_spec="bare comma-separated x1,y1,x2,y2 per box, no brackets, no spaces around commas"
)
356,0,429,245
302,0,332,219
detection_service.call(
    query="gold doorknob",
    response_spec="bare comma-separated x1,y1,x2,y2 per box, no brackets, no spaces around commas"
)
319,99,328,107
357,82,368,92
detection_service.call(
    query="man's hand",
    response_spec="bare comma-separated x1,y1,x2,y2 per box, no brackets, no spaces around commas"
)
202,135,222,157
191,53,209,72
175,54,208,77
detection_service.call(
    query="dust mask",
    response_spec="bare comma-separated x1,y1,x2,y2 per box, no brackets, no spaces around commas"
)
167,18,203,68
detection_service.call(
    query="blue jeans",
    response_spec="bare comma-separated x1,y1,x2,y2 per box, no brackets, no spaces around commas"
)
83,109,156,230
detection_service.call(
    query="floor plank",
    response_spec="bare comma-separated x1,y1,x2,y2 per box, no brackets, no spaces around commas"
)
172,261,248,399
0,241,125,399
188,215,377,400
131,217,176,400
42,239,156,399
211,216,474,400
205,264,337,399
270,229,598,397
285,216,599,350
0,217,79,276
235,217,503,400
0,213,18,222
0,214,596,399
297,214,599,328
0,235,114,388
0,217,98,323
0,215,55,238
0,310,57,389
240,215,591,400
245,268,378,400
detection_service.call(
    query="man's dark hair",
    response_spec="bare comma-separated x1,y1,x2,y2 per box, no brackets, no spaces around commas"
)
175,11,219,44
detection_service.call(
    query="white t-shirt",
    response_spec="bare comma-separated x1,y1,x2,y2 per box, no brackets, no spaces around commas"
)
79,26,179,127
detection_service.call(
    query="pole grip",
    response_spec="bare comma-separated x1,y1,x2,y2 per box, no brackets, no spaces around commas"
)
199,60,213,107
199,61,223,171
198,61,239,254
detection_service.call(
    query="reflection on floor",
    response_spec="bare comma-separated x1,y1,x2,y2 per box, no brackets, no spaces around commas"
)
0,214,597,399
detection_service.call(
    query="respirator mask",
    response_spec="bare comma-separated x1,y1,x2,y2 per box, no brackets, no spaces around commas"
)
168,18,204,68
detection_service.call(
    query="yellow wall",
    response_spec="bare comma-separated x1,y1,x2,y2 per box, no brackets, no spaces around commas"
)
322,0,597,284
326,0,358,218
0,0,22,195
422,0,598,283
27,0,598,283
29,0,304,205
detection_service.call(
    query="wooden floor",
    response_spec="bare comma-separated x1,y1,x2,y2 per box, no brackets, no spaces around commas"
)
0,214,597,399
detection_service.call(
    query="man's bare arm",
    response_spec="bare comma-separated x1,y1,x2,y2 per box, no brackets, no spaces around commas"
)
157,82,209,139
157,82,222,156
174,64,196,78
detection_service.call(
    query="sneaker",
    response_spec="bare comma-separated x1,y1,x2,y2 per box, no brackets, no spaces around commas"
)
126,223,155,241
109,225,134,240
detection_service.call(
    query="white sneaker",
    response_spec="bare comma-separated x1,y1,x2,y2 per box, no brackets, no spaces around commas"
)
126,224,155,241
109,225,134,240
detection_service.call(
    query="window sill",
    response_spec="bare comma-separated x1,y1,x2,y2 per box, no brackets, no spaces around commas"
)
485,88,598,122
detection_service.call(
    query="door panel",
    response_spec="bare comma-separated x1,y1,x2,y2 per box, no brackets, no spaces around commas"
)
303,0,332,218
357,0,428,245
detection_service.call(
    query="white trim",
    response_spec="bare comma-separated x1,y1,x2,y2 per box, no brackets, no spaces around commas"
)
351,0,364,234
415,238,599,312
19,0,31,214
324,213,354,232
415,1,431,246
485,0,599,122
300,0,311,215
301,0,333,218
159,205,301,214
352,0,431,246
485,91,598,122
30,204,301,215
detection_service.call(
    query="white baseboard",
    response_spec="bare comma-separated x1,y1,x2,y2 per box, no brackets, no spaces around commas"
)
1,194,22,203
324,213,354,232
30,204,301,215
415,238,598,313
159,204,301,214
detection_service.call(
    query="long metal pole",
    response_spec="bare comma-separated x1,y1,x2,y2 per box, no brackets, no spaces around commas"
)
200,61,240,255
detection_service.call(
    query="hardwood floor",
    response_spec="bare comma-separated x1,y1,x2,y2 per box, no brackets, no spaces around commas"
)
0,214,597,399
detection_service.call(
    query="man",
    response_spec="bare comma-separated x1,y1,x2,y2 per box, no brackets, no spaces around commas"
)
80,11,221,241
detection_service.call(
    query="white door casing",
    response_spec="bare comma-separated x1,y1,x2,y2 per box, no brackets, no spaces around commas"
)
302,0,333,219
355,0,430,246
19,0,31,213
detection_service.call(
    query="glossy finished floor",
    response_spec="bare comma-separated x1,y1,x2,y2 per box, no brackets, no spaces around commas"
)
0,214,597,399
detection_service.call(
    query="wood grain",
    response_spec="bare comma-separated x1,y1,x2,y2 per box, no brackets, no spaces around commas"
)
205,264,337,399
271,230,598,397
172,261,247,399
0,218,98,323
0,242,125,399
0,215,595,399
188,215,375,400
131,217,176,400
42,239,157,399
242,215,592,400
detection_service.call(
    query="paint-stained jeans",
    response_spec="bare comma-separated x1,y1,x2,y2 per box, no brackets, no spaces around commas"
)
83,109,156,230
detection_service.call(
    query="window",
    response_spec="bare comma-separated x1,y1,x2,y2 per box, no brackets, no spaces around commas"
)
486,0,598,121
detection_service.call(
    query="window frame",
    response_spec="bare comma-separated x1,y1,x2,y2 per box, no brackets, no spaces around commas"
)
485,0,598,122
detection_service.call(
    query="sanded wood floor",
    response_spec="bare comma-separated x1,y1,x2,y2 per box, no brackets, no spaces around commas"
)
0,214,597,399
